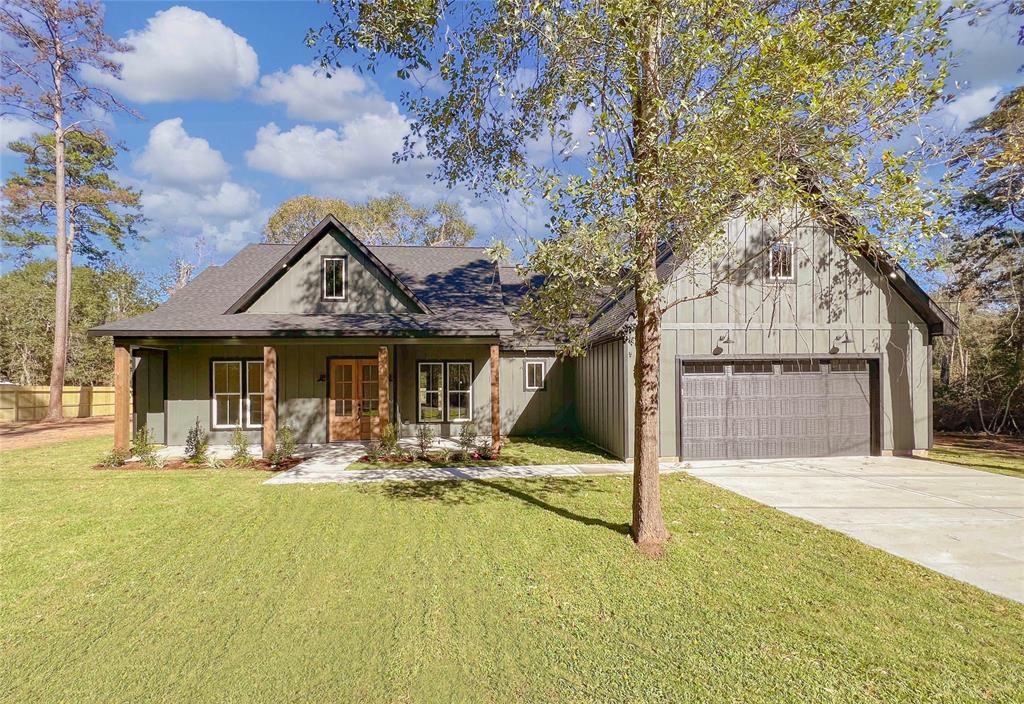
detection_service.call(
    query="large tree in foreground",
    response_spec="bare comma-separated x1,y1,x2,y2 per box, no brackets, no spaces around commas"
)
1,0,136,421
264,193,476,246
314,0,952,548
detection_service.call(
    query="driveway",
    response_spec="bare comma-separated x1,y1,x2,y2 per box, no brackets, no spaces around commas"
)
681,456,1024,603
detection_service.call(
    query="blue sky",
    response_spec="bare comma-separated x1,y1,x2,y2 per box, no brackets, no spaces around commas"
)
1,1,1021,281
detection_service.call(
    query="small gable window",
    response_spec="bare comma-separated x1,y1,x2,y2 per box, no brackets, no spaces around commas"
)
322,256,347,300
525,360,546,391
767,238,794,282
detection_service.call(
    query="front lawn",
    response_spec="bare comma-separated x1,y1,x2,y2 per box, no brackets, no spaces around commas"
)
2,437,1022,703
930,433,1024,478
347,434,617,470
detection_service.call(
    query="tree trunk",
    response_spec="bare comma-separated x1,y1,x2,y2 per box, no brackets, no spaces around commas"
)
44,120,69,422
629,6,670,550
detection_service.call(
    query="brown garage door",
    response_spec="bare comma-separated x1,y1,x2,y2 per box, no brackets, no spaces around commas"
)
679,359,872,460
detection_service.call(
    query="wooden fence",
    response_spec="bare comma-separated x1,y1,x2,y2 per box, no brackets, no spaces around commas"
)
0,386,116,423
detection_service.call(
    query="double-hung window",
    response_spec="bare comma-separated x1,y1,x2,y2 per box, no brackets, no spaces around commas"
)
525,360,546,391
417,361,473,422
212,359,264,429
322,256,347,300
767,237,794,281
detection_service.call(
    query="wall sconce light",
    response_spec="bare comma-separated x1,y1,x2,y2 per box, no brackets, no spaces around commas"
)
317,373,326,383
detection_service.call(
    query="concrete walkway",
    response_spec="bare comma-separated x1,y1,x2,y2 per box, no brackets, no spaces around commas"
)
264,460,635,485
683,455,1024,603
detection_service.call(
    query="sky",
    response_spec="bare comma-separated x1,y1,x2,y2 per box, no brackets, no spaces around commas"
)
0,1,1021,281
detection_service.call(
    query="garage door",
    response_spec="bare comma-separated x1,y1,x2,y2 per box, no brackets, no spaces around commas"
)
679,359,872,460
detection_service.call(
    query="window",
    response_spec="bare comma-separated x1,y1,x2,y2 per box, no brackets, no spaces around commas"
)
246,361,264,427
732,361,774,374
212,359,264,429
361,364,379,417
418,361,474,422
322,256,347,300
683,362,726,375
830,359,868,373
418,362,443,422
767,238,794,281
525,360,546,390
447,362,472,422
781,359,819,374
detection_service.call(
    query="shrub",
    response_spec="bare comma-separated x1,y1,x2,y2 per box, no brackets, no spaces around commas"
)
131,426,158,466
230,427,253,466
435,448,452,465
99,448,129,467
184,418,209,465
415,424,435,457
366,441,385,463
476,442,498,461
267,423,297,467
457,422,477,458
379,422,399,454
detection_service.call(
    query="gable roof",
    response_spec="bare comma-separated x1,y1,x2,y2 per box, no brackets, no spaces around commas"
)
226,215,431,314
89,234,513,339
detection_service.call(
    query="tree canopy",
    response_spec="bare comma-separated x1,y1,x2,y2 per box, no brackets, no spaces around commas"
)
264,194,476,246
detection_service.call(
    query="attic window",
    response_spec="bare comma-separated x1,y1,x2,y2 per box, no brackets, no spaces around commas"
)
322,256,347,301
767,238,794,281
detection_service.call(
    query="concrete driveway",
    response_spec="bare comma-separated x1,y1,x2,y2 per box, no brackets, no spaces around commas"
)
681,456,1024,603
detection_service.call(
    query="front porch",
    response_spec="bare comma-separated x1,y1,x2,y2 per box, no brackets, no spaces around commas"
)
112,339,503,455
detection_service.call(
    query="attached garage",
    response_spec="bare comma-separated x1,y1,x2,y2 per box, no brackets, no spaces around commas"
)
678,358,877,461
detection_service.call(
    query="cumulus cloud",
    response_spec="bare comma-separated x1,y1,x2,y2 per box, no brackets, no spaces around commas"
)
245,113,434,200
944,85,1001,127
135,118,231,186
0,116,44,153
251,63,396,123
83,6,258,103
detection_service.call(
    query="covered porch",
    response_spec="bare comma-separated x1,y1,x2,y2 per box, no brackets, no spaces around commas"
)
112,338,503,456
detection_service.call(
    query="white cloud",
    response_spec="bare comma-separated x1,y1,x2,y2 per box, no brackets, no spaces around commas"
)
251,63,396,123
83,6,258,103
245,114,434,200
135,118,231,186
0,116,44,153
944,85,1001,127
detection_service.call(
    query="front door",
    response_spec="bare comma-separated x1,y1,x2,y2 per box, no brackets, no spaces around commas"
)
328,359,381,441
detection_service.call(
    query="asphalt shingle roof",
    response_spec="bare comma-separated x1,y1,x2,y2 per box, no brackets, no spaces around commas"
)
90,243,514,338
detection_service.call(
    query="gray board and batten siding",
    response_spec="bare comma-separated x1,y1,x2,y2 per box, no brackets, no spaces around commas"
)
576,213,935,460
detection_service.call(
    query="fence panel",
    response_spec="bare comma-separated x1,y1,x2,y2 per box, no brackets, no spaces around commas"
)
0,386,116,422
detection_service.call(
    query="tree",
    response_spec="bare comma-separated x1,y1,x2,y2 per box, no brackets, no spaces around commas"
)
0,261,158,386
313,1,953,549
264,193,476,246
1,0,137,421
936,87,1024,433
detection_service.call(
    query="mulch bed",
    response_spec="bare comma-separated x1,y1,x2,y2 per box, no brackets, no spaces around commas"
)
94,456,305,472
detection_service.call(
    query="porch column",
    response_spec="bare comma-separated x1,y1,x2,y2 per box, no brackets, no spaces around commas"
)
113,342,131,453
378,345,389,434
262,346,277,457
490,344,500,452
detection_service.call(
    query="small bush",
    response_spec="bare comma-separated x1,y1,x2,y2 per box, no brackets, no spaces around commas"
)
379,422,399,454
267,423,297,467
184,418,209,465
366,441,385,463
415,424,436,458
131,426,158,466
202,455,224,469
476,442,498,461
230,427,253,466
435,448,452,465
99,448,130,467
457,422,477,456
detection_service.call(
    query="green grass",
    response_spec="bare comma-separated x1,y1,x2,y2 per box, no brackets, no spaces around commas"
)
347,435,617,470
928,436,1024,478
2,437,1023,703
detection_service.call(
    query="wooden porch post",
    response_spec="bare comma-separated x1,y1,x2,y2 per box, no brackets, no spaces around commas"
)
262,346,277,457
378,345,389,435
490,344,500,452
113,342,131,453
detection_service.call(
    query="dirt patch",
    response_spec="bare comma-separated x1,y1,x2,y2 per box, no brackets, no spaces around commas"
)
934,432,1024,455
94,456,305,472
0,417,113,451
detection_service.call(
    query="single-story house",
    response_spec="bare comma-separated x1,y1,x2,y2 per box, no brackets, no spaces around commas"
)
91,212,955,461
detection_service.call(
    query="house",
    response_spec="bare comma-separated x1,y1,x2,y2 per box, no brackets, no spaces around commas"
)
90,212,955,461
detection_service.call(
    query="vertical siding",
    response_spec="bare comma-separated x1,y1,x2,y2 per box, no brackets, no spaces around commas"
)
498,352,576,435
650,211,932,456
395,344,494,438
575,340,628,459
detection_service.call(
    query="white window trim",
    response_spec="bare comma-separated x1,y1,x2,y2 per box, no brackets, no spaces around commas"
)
524,360,546,391
322,256,348,301
211,361,242,429
766,238,794,282
245,360,264,428
446,361,473,423
417,361,444,423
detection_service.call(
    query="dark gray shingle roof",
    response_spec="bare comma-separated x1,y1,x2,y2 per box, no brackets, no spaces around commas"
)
91,243,513,338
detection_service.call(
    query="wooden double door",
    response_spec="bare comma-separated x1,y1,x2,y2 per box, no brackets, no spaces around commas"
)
328,359,381,441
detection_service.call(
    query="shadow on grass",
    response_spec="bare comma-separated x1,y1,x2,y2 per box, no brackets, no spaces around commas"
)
364,475,631,536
